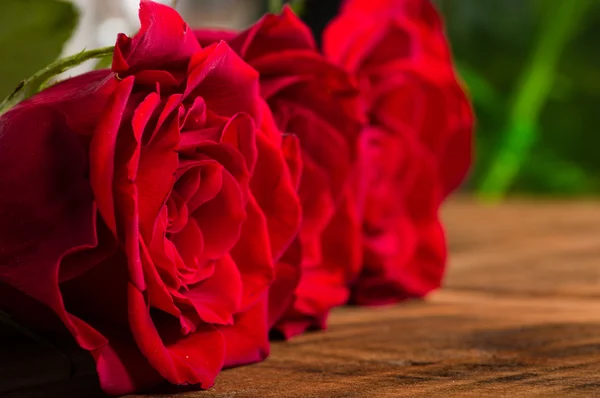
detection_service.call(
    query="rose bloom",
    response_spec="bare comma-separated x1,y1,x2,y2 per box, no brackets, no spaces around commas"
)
0,1,300,395
195,7,364,338
324,0,474,305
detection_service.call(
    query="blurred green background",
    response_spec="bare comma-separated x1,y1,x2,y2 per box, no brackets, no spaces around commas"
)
436,0,600,198
1,0,599,200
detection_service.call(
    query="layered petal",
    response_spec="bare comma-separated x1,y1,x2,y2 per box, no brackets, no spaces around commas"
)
113,0,200,75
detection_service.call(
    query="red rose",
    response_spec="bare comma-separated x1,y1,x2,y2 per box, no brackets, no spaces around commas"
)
195,8,364,338
0,1,300,395
324,0,473,304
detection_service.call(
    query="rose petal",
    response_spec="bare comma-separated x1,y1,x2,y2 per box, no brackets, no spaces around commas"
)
281,134,302,190
186,42,261,122
220,296,270,368
230,195,274,310
297,154,335,241
268,240,302,328
60,250,163,395
136,108,181,241
192,169,247,260
230,7,316,59
128,283,225,386
171,218,211,286
90,76,134,238
113,0,200,75
221,113,258,175
182,96,207,130
0,105,104,347
195,140,251,198
251,131,301,261
18,70,116,137
184,254,242,325
187,161,224,213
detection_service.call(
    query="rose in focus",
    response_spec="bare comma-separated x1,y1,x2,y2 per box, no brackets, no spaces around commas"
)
0,1,300,395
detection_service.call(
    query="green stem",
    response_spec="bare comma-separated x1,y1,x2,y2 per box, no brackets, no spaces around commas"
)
477,0,593,202
0,45,115,116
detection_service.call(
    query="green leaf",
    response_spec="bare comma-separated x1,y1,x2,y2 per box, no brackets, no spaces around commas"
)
0,0,79,99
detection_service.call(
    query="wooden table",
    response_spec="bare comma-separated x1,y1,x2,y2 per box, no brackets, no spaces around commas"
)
3,198,600,397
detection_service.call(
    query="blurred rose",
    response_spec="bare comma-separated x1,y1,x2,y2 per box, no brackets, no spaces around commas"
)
324,0,474,305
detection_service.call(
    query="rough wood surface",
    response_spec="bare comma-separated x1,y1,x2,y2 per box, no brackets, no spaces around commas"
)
2,198,600,397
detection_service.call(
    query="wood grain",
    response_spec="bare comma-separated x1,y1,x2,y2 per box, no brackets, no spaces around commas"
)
443,198,600,297
2,198,600,397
